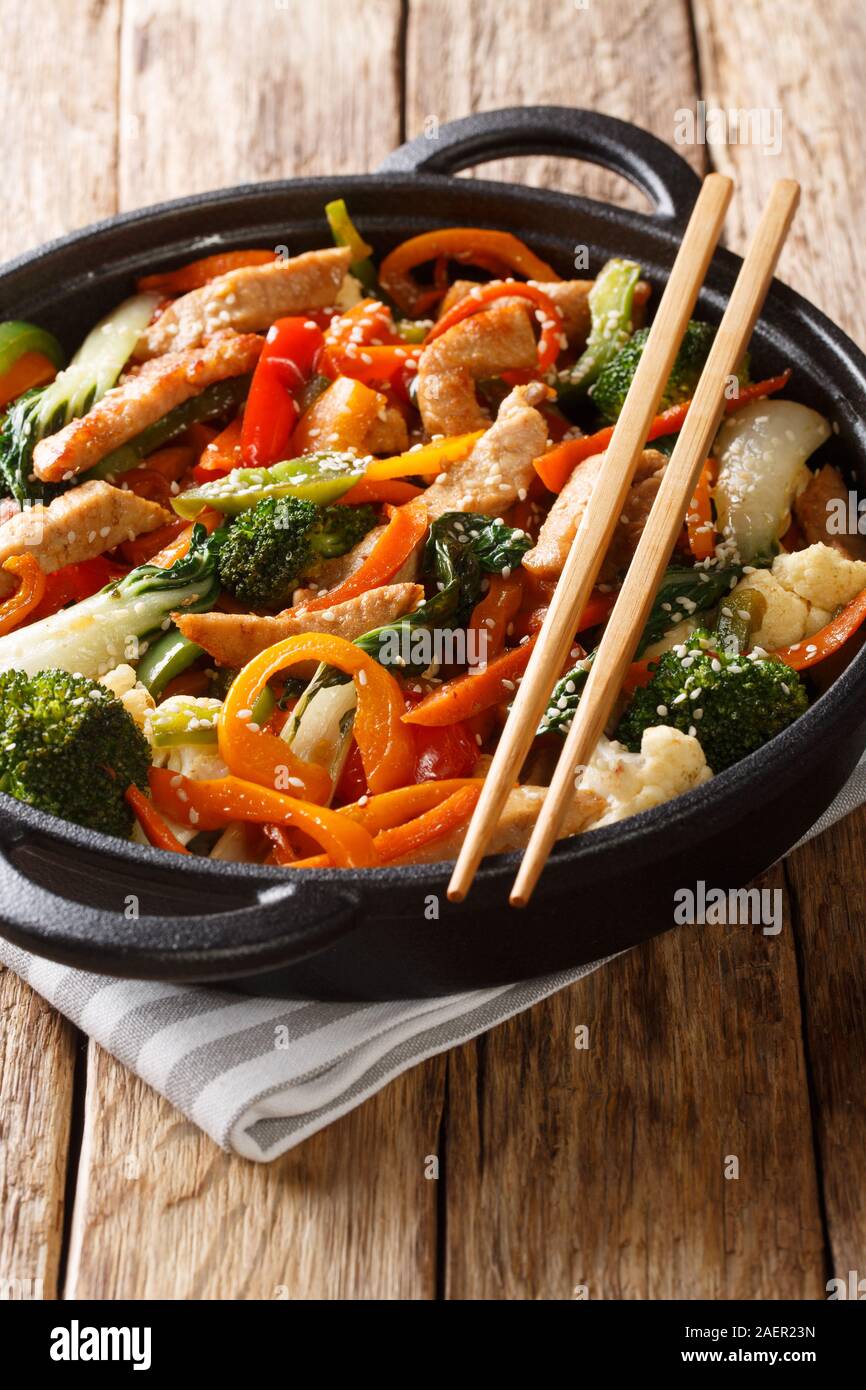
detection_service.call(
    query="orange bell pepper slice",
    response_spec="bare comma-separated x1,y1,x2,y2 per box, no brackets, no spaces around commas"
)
379,229,560,317
773,588,866,670
292,781,483,867
340,778,482,831
0,554,47,635
534,371,793,494
221,632,416,798
368,785,480,863
297,496,428,613
292,376,384,455
137,249,276,295
148,770,378,868
0,350,58,409
425,280,565,372
125,786,191,854
363,430,484,481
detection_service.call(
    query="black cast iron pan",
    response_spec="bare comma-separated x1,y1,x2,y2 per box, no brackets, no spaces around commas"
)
1,108,864,1000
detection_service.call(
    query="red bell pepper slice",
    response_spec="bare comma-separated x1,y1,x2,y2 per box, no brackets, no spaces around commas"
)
240,317,325,468
30,556,129,620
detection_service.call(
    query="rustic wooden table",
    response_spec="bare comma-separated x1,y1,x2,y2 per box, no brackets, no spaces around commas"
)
1,0,864,1301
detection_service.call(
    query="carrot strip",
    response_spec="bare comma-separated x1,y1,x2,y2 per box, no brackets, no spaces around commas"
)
291,782,483,868
335,478,423,506
402,634,539,728
373,785,480,862
535,370,793,493
137,249,276,295
295,497,428,612
148,508,222,568
191,419,243,482
773,589,866,670
125,785,190,854
686,460,716,561
468,575,524,660
117,518,187,568
118,467,173,506
0,351,58,409
340,778,482,831
621,658,655,694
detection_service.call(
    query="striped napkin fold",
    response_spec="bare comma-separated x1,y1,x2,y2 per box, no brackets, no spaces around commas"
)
1,753,863,1161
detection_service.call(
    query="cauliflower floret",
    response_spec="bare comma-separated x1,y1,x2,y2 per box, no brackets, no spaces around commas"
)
772,543,866,613
99,663,155,728
730,569,809,650
642,616,699,659
580,725,712,826
731,542,866,651
334,273,364,311
143,695,228,780
150,743,229,780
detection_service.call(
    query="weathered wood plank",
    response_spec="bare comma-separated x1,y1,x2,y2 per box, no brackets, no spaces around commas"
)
406,0,825,1299
0,0,122,1300
118,0,404,208
0,975,78,1301
66,1049,444,1300
0,0,121,256
445,870,824,1299
64,0,443,1301
406,0,703,209
784,817,866,1285
695,0,866,1290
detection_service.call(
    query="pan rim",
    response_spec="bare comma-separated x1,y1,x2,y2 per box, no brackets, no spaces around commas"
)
1,171,865,893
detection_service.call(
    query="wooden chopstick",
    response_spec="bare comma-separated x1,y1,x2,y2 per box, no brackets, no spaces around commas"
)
447,172,734,903
510,177,800,907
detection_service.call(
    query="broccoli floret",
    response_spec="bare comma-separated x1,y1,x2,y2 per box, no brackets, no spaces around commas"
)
591,320,725,423
556,258,642,403
310,502,378,558
0,669,151,837
217,496,378,609
615,629,808,772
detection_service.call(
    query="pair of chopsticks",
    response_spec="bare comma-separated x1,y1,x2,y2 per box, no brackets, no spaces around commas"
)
449,173,800,907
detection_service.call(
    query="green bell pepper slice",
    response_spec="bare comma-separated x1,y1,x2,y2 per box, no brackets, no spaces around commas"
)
137,629,203,699
91,375,251,481
0,320,65,377
172,450,365,519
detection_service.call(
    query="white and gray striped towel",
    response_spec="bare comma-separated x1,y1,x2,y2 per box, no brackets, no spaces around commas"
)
2,754,864,1162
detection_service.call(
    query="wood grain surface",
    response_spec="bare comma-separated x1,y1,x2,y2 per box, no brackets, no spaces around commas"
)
0,0,864,1300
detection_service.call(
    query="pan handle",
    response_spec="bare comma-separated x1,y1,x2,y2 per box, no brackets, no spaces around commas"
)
0,836,361,982
377,106,702,223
